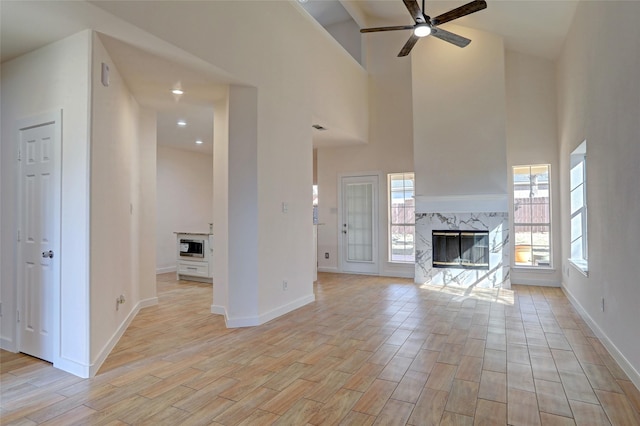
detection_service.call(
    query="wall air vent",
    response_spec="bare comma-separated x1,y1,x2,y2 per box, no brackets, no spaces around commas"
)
312,124,327,131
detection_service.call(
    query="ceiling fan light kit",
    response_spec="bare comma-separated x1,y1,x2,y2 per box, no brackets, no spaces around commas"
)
360,0,487,57
414,24,431,37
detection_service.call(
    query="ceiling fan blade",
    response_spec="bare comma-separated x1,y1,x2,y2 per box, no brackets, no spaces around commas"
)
360,25,415,33
398,34,420,57
431,0,487,26
403,0,426,24
431,27,472,47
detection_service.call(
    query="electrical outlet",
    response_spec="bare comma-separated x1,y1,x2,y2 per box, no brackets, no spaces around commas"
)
325,252,329,259
116,294,126,311
282,280,288,291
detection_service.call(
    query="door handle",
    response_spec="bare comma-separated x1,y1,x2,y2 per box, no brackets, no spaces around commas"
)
42,250,54,259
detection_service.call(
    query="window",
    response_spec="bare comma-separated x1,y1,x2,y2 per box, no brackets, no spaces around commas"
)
570,141,588,274
513,165,551,267
388,173,415,263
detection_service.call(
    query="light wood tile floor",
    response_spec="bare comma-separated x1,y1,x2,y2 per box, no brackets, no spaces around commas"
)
2,273,640,425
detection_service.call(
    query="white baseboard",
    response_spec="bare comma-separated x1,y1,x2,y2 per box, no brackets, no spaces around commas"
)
511,278,561,287
256,294,315,326
88,296,158,377
381,269,415,279
318,267,414,279
156,266,176,274
54,356,90,378
0,337,16,353
562,283,640,390
220,293,316,328
211,304,226,316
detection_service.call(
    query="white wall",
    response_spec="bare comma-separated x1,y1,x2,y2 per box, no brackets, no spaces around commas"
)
90,33,157,372
557,1,640,386
505,51,562,287
212,93,230,317
137,109,158,301
92,0,369,324
325,19,362,65
317,30,415,277
156,146,213,272
412,25,507,198
0,31,92,375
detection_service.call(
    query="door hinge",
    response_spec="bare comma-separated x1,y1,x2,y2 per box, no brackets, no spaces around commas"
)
17,310,20,323
17,229,21,242
17,149,21,162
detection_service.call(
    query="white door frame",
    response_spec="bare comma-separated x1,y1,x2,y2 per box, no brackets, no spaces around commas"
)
338,172,381,275
16,110,62,363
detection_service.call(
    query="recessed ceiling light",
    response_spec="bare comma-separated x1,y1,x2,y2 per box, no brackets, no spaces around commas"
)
177,120,187,127
172,89,184,95
195,140,203,145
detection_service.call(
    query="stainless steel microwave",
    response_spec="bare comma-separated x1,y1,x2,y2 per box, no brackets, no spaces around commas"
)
179,238,205,258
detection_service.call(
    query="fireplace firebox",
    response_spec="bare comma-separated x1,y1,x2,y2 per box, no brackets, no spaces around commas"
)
432,230,489,270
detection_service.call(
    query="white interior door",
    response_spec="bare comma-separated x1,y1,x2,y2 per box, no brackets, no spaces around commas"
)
340,175,378,275
18,116,61,363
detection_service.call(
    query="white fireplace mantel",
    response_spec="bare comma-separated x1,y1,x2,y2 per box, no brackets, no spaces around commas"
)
415,194,508,214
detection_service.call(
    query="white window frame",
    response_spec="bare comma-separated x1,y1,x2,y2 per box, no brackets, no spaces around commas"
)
388,172,415,264
569,141,588,275
512,164,552,269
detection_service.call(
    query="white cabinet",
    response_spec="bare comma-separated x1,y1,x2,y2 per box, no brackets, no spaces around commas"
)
177,259,209,278
176,233,213,283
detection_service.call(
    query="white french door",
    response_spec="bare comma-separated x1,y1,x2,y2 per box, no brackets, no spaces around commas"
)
340,175,379,275
18,113,61,363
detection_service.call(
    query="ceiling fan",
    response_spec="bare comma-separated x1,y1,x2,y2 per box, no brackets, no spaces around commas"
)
360,0,487,57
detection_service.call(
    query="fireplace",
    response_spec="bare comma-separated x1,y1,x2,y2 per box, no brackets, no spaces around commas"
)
432,230,489,270
415,209,510,288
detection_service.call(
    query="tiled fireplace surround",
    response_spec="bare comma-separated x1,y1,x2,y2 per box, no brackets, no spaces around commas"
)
414,196,510,289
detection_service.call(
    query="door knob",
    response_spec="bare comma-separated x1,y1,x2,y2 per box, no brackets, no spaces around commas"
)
42,250,54,259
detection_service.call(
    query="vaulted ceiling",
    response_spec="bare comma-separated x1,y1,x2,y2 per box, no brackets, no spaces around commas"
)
1,0,579,153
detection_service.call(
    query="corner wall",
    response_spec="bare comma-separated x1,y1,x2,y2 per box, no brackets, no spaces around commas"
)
557,1,640,385
92,0,367,324
0,31,92,375
505,51,562,287
90,33,157,372
316,30,415,277
412,25,507,198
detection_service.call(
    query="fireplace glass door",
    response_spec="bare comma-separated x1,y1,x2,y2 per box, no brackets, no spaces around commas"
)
433,230,489,270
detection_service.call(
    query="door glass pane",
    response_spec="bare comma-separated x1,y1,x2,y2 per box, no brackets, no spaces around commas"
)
346,182,373,262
